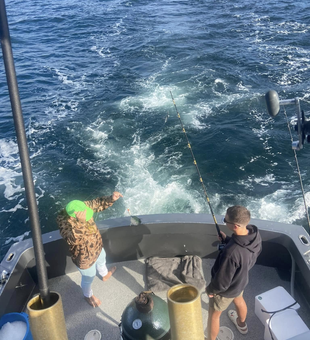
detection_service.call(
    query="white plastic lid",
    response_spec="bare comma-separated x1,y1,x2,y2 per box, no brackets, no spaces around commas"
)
217,326,234,340
84,330,101,340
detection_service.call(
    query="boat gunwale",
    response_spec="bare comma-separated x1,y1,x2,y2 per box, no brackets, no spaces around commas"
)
0,213,310,317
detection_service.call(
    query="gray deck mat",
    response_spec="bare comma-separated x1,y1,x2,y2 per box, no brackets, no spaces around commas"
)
48,259,310,340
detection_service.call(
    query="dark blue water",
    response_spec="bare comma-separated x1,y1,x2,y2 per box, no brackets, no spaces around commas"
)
1,0,310,261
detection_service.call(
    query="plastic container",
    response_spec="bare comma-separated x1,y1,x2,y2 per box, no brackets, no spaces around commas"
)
0,312,33,340
121,291,170,340
264,309,309,340
255,286,300,325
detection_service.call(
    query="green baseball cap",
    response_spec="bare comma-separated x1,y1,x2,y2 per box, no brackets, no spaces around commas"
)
66,200,94,222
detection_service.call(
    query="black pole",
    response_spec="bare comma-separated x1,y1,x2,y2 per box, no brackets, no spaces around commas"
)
0,0,50,306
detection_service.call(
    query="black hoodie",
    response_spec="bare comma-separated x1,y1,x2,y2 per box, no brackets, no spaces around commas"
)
206,224,262,298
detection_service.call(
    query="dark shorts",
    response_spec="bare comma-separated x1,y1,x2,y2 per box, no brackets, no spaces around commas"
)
209,291,244,312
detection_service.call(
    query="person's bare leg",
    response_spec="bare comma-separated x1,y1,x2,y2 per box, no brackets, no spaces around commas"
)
84,295,101,307
233,295,247,327
102,266,116,281
207,305,222,340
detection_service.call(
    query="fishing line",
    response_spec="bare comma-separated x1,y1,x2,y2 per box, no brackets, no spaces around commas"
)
170,91,224,244
283,107,310,230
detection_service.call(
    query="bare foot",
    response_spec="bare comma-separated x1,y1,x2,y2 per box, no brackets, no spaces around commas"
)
102,266,116,281
84,295,101,307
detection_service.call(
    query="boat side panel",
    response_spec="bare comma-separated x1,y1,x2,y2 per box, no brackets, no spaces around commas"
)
0,214,309,317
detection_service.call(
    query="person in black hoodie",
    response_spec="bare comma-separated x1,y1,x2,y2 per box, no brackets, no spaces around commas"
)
205,205,262,340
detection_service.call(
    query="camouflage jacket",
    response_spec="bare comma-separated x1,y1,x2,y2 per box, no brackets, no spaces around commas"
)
57,196,115,269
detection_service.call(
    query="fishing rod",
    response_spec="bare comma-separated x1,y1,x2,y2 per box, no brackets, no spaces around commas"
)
170,91,225,246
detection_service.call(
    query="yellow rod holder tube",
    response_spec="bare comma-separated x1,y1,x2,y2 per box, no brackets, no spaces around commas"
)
167,284,205,340
27,291,68,340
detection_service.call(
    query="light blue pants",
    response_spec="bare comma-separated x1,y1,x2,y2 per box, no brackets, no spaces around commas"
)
78,248,108,298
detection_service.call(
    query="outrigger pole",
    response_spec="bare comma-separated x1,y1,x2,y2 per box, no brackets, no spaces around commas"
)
266,90,310,232
0,0,50,306
170,92,225,246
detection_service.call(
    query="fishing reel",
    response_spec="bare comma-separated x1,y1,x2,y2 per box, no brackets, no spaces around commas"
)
265,90,310,150
217,243,226,251
216,227,226,251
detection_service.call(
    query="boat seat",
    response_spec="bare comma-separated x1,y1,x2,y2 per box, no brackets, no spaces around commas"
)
264,309,309,340
287,330,310,340
255,286,300,325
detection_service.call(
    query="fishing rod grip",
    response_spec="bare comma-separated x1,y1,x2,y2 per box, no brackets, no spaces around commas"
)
215,223,222,238
215,224,225,251
215,223,225,244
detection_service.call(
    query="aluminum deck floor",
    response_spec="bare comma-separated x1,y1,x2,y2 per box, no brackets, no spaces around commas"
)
48,258,310,340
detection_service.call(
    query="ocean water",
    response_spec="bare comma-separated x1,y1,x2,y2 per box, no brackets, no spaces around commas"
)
1,0,310,261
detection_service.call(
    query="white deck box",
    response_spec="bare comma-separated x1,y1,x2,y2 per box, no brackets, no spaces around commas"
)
255,286,300,325
288,330,310,340
264,309,309,340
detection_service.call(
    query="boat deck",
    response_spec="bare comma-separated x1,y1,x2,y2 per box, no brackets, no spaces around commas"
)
48,258,310,340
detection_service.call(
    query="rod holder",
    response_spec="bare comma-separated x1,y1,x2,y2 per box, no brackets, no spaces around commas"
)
167,284,205,340
27,292,68,340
